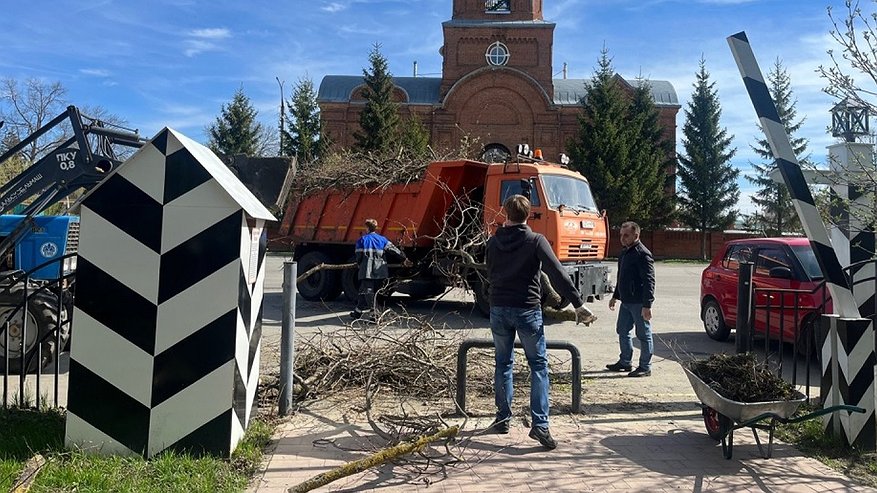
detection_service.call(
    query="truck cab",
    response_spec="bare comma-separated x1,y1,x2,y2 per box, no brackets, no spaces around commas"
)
483,161,611,301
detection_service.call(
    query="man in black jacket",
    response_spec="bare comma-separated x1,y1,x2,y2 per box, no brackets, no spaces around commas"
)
486,194,596,450
606,221,655,377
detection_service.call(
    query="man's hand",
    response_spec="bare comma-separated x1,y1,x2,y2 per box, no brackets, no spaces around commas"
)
402,259,413,268
575,306,597,326
641,307,652,321
609,297,617,311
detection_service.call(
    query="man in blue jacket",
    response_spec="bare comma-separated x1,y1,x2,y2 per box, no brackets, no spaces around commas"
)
350,218,411,320
606,221,656,377
486,194,596,450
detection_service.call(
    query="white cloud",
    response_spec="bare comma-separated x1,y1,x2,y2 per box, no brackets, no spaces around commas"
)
189,28,231,40
182,28,232,57
80,68,111,77
322,2,346,13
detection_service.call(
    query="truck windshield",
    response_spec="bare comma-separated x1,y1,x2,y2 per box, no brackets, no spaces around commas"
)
541,175,598,212
790,244,823,280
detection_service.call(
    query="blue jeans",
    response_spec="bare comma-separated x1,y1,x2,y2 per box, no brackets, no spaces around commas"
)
616,302,653,371
490,306,549,430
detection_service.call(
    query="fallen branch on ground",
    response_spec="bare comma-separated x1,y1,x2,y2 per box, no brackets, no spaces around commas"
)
288,425,460,493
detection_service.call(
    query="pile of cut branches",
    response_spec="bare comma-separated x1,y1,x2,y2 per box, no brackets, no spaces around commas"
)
688,353,798,403
293,314,494,400
292,136,482,197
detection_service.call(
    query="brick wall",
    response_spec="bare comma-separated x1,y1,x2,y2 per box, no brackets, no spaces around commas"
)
606,229,763,260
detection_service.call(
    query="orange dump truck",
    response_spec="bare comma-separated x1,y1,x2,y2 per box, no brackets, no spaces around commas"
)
273,157,611,313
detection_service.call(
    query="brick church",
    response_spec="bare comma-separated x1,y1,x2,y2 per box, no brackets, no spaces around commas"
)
317,0,680,177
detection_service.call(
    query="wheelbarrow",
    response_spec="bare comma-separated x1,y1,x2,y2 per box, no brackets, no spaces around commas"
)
682,365,866,459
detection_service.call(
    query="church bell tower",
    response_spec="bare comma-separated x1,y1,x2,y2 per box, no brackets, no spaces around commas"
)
441,0,555,97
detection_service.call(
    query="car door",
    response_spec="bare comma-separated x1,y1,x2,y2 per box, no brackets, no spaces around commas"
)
713,244,754,326
751,245,797,341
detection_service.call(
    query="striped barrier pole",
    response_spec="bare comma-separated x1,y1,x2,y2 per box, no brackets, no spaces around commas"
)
727,31,860,319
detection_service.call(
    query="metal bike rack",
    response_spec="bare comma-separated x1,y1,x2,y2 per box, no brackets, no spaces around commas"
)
455,338,582,413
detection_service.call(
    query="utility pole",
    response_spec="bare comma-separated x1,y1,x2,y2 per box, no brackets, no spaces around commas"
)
276,77,285,156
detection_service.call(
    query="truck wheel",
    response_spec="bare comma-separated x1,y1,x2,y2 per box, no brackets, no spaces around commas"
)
471,277,490,318
403,284,448,301
702,299,731,341
0,292,66,373
297,252,341,301
341,256,360,302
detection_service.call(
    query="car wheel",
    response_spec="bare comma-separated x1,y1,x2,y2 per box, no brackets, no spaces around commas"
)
702,299,731,341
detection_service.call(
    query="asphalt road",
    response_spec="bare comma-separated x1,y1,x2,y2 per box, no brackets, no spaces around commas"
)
260,256,822,411
5,256,818,409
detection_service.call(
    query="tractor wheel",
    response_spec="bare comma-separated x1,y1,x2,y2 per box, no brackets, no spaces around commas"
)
0,290,67,373
296,252,341,301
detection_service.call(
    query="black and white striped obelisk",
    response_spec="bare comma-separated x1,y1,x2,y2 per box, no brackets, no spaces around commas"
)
65,128,274,457
728,31,875,449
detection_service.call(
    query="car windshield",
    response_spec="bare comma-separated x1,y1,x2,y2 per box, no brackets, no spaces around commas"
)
541,175,598,212
791,244,823,280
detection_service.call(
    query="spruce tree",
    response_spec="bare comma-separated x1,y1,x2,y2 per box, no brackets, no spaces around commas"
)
628,79,676,228
354,44,400,153
677,58,740,259
567,49,633,227
207,87,267,156
747,58,807,236
567,47,674,228
282,77,326,165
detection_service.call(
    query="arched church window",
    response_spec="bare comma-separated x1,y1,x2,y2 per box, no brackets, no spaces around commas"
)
485,0,510,13
485,41,510,66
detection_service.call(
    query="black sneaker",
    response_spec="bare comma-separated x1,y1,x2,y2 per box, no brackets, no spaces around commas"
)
349,311,361,320
528,427,557,450
489,418,510,434
605,362,633,372
628,367,652,377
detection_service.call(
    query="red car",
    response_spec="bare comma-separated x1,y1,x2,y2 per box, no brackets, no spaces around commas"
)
700,237,830,349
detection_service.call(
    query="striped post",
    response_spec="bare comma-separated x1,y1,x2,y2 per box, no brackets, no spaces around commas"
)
828,143,876,318
727,31,860,319
728,31,875,449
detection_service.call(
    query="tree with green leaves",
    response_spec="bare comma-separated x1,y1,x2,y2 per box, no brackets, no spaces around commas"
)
676,58,739,259
354,43,400,153
566,47,674,228
398,113,430,159
207,87,270,156
747,59,807,236
282,77,327,165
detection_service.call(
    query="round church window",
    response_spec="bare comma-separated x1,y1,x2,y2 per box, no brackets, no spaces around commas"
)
485,41,510,66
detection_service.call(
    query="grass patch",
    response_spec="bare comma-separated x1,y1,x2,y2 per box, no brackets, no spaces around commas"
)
0,407,275,492
776,405,877,487
0,407,66,491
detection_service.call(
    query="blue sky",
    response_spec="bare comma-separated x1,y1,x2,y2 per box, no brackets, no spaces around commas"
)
0,0,853,215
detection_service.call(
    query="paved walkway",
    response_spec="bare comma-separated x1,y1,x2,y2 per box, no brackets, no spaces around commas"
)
249,405,874,492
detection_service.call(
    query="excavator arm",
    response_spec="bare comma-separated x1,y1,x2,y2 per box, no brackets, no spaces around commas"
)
0,105,145,257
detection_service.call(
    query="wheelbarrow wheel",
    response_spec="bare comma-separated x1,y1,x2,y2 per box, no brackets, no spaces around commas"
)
703,406,731,441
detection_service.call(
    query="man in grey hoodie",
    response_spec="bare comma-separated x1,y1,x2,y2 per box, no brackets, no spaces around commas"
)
486,194,596,449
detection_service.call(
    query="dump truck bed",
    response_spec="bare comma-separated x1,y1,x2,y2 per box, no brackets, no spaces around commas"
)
279,160,489,248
